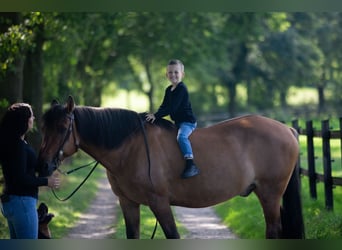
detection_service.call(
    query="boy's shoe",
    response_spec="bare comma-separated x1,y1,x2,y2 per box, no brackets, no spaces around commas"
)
181,164,200,179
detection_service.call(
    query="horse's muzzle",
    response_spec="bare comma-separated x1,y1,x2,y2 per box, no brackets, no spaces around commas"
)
38,161,58,177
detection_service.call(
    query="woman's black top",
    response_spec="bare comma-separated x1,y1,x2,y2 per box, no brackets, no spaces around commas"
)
154,82,196,126
0,138,47,199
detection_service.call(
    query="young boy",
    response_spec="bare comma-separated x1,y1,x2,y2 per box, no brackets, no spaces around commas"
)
145,59,200,179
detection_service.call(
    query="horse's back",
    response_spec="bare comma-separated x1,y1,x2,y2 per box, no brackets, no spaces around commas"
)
157,115,299,207
195,115,298,158
197,114,299,170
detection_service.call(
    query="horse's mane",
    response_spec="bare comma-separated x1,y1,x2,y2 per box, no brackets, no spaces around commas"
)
74,107,176,149
43,104,176,150
138,112,176,131
74,107,140,149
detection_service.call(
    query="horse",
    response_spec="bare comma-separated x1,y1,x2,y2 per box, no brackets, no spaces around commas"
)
37,96,304,239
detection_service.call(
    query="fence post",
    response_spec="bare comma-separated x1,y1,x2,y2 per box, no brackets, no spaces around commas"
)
306,120,317,199
322,119,333,211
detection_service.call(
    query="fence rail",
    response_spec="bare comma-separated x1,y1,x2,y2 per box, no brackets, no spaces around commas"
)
292,117,342,211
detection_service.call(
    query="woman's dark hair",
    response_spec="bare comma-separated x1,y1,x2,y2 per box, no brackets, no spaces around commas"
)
0,103,33,140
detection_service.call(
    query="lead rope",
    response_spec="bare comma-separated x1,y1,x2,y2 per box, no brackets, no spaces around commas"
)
138,116,158,239
51,161,99,202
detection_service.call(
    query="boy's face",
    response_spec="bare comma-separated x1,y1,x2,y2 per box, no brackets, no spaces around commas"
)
166,64,184,85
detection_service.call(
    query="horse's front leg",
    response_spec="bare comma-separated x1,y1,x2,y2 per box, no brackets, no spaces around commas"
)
119,196,140,239
148,195,180,239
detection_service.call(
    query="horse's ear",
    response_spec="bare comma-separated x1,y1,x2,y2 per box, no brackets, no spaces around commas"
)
66,95,75,113
51,99,59,106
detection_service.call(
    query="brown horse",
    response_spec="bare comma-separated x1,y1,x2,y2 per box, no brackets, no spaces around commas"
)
37,96,304,239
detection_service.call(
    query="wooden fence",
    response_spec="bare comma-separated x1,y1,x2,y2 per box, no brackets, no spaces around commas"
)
292,118,342,211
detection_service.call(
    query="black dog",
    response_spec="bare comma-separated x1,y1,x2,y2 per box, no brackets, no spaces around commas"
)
37,202,54,239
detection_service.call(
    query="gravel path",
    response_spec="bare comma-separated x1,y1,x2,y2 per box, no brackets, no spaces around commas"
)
66,177,237,239
66,177,118,239
173,206,237,239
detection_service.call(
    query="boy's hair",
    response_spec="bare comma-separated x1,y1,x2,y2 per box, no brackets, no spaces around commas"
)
168,59,184,72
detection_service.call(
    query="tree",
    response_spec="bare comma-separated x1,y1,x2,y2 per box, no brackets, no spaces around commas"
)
0,13,27,106
22,13,46,149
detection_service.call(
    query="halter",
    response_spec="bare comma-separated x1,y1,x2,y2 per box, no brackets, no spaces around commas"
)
50,111,99,202
52,112,79,169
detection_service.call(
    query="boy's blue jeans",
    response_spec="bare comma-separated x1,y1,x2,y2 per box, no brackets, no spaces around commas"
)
177,122,197,159
1,195,38,239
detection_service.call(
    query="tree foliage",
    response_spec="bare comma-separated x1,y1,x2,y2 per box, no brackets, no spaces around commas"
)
1,12,342,123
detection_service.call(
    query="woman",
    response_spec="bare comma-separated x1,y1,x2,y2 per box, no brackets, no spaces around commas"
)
0,103,60,239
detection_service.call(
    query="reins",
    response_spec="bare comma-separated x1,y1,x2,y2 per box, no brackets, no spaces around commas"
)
57,160,97,175
138,117,154,190
138,116,158,239
51,160,99,202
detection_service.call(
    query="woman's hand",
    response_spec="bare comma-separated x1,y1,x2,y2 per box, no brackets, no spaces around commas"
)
47,175,60,189
145,113,156,123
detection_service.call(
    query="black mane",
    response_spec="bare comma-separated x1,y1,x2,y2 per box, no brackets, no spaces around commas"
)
75,108,176,149
138,112,176,131
75,107,141,149
43,105,176,150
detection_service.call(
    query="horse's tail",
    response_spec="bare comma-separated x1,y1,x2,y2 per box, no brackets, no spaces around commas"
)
281,127,305,239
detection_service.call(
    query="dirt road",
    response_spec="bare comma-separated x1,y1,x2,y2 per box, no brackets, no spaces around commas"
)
66,177,237,239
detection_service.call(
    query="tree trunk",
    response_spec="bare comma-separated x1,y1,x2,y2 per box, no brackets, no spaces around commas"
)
0,13,24,105
280,90,288,109
0,58,24,104
217,68,237,118
227,81,237,117
317,72,327,114
144,61,155,112
227,42,248,117
317,85,325,113
23,21,44,151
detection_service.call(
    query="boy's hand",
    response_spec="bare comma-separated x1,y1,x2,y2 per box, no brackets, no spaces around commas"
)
145,113,156,123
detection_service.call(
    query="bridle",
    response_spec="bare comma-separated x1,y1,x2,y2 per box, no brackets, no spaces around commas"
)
51,112,79,170
49,111,99,202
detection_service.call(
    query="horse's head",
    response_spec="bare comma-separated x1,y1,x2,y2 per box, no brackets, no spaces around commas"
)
37,96,80,177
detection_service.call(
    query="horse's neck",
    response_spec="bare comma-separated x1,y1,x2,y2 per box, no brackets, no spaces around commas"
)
79,143,126,171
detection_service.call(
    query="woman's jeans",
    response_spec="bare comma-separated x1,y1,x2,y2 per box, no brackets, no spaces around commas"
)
1,195,38,239
177,122,197,159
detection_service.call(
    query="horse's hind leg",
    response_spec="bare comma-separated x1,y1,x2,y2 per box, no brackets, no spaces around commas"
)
119,196,141,239
148,195,180,239
255,192,282,239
